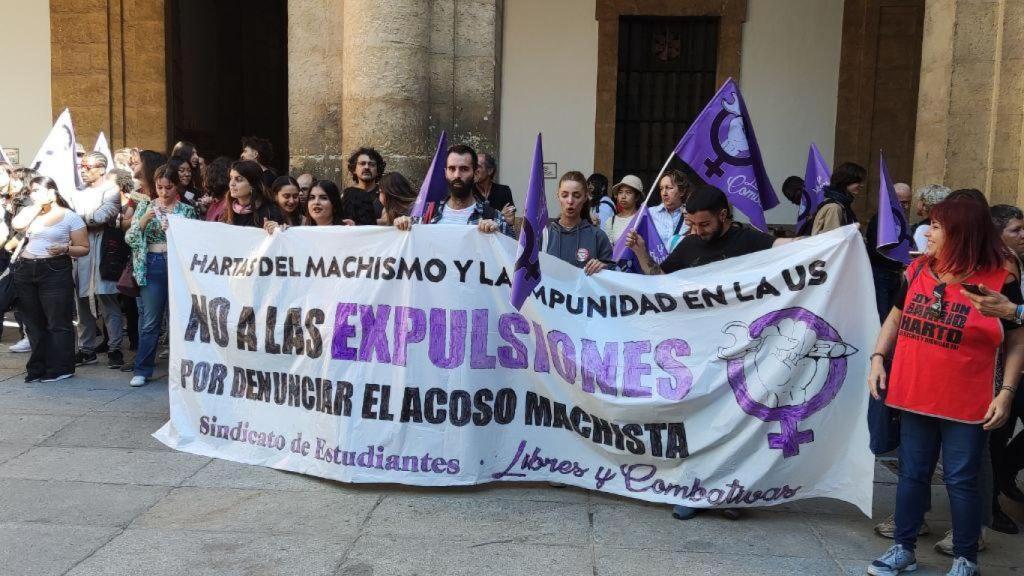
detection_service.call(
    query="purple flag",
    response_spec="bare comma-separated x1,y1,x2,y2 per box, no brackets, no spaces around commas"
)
410,131,448,220
610,205,670,271
876,152,912,265
673,78,778,231
510,134,548,310
799,142,831,233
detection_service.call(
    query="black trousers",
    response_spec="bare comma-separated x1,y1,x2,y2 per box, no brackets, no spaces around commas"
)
14,256,76,379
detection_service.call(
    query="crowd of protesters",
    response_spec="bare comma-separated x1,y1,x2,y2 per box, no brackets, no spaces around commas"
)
1,131,1023,576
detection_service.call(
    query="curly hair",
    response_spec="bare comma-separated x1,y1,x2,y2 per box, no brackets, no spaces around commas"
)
346,147,386,184
241,136,274,165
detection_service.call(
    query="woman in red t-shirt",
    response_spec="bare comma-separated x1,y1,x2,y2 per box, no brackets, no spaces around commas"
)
865,197,1023,576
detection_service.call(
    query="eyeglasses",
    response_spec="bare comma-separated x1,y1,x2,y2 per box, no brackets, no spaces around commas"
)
299,187,311,193
924,283,946,320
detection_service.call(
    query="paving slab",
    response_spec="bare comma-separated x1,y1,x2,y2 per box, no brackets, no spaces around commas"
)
362,492,591,547
41,412,169,450
132,486,381,536
0,522,121,576
592,504,830,559
335,536,593,576
0,413,77,444
0,441,31,464
92,385,170,414
0,478,168,526
180,457,362,492
0,446,209,486
594,547,845,576
66,528,350,576
0,384,128,415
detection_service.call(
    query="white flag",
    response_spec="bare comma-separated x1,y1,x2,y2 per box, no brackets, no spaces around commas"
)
94,131,113,170
31,108,80,196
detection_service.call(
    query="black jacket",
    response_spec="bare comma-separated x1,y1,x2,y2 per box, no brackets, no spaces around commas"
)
475,183,514,212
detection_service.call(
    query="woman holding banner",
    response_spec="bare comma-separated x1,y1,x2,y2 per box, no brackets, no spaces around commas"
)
378,173,417,225
125,164,196,387
867,196,1024,576
544,171,611,275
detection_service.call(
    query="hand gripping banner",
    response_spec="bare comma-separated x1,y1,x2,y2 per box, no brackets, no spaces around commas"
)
155,220,877,515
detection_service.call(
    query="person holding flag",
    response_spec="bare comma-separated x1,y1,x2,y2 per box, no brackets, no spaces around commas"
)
395,136,511,237
626,185,793,275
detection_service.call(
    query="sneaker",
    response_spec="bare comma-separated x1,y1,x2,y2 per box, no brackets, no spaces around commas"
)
9,337,30,353
672,505,698,520
24,374,43,383
74,351,98,366
129,375,148,387
875,514,930,539
40,373,73,383
935,528,987,557
945,557,979,576
120,362,134,373
868,544,918,576
157,347,169,360
107,350,124,370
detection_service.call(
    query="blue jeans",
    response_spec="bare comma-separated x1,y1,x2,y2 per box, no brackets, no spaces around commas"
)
134,253,168,377
894,411,987,562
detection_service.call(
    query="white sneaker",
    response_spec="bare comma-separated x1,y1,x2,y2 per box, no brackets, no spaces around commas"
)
9,337,31,353
935,528,987,557
129,375,148,387
40,373,73,383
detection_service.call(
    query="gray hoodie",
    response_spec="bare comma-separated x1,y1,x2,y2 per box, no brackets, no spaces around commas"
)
544,219,613,268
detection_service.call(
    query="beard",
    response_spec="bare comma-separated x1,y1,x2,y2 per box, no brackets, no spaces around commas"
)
448,176,474,200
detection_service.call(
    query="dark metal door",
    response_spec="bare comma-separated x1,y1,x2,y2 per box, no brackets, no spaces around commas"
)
613,16,719,197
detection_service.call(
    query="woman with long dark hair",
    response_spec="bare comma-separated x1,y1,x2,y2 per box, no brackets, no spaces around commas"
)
867,196,1024,576
12,176,89,382
202,156,231,222
221,160,270,227
304,180,346,226
122,150,167,231
587,173,613,227
378,172,417,225
170,140,204,193
125,164,197,387
263,175,303,234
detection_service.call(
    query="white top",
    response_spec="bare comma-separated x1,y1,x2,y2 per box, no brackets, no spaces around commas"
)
603,212,636,244
649,204,687,248
24,210,86,258
438,203,475,225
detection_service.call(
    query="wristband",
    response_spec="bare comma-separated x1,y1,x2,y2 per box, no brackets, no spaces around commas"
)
870,352,885,362
1000,386,1017,395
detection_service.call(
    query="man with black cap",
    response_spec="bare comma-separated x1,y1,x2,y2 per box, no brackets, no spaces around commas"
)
627,184,793,274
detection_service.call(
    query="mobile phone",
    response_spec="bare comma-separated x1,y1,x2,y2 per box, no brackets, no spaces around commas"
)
961,282,985,296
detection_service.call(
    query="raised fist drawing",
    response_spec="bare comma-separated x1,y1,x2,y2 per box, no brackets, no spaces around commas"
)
719,319,853,409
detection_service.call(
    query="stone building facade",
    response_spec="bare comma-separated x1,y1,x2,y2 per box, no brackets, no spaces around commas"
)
35,0,1024,220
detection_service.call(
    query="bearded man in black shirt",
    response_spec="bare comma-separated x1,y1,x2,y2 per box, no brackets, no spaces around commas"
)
627,185,798,522
627,185,794,274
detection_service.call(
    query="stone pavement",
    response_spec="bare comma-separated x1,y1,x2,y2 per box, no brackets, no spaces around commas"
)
0,336,1022,575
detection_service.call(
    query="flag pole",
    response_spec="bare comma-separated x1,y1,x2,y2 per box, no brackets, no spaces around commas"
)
622,149,676,241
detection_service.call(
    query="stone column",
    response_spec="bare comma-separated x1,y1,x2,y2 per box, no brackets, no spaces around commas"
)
912,0,1024,205
287,0,345,180
341,0,432,180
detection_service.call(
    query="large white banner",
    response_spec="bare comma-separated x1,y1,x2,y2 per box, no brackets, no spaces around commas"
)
155,220,878,515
